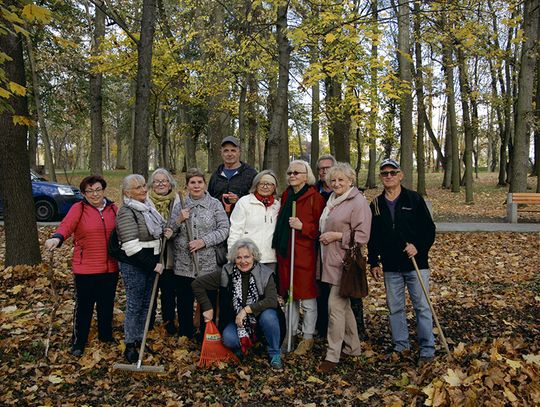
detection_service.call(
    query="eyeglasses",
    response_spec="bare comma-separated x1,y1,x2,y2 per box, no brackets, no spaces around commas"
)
286,171,307,177
380,170,400,177
318,166,331,172
153,180,169,185
84,188,103,195
258,182,275,188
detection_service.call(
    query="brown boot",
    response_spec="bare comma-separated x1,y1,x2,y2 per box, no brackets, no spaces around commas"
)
294,338,314,356
318,360,337,373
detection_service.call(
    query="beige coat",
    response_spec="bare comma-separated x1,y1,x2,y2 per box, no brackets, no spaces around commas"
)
320,188,372,286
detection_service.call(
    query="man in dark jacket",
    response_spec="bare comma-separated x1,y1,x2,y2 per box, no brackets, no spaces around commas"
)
208,136,257,215
368,158,436,364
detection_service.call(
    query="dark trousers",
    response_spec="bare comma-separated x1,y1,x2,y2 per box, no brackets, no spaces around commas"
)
316,280,331,337
72,272,118,349
149,269,176,327
174,275,216,340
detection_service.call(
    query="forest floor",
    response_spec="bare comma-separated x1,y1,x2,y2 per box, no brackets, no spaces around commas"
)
0,172,539,405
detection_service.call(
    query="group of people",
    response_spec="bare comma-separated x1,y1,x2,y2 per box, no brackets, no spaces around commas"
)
44,135,436,372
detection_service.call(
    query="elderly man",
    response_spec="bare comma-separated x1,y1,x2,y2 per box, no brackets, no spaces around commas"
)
368,158,436,364
208,136,257,215
315,154,336,202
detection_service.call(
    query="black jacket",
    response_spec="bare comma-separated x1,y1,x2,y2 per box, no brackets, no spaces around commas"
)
208,162,257,204
368,186,435,272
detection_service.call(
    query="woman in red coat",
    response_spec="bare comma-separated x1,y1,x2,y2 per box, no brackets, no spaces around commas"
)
44,175,118,357
272,160,325,355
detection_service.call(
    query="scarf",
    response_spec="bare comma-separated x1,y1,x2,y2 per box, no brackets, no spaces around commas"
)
254,192,275,208
319,187,354,233
231,266,259,354
149,189,175,219
123,196,165,239
272,184,309,257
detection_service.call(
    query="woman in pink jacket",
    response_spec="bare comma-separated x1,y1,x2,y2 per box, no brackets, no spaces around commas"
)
317,163,372,372
44,175,118,357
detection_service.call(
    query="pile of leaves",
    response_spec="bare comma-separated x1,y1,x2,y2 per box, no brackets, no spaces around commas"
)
0,230,539,405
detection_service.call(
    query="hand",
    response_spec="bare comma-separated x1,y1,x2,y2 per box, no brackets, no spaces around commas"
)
370,266,383,281
188,239,205,253
235,308,248,327
203,309,214,322
289,217,302,231
44,238,60,251
154,263,164,274
176,208,190,224
319,232,342,245
403,243,418,258
163,228,173,239
226,192,239,204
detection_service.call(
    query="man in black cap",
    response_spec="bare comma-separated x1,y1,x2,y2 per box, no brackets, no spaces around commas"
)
368,158,436,364
208,136,257,215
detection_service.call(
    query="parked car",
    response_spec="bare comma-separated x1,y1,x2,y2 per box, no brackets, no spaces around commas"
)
0,170,83,222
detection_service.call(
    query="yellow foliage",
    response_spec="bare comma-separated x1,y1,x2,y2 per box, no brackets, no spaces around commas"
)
0,87,10,98
21,3,51,24
0,7,25,24
13,24,29,37
8,81,26,96
12,115,35,127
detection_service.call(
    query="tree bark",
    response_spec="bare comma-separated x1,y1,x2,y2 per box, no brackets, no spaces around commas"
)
365,0,378,189
310,45,320,175
0,12,41,265
89,6,105,175
413,0,426,196
457,47,474,204
132,0,156,179
510,0,539,192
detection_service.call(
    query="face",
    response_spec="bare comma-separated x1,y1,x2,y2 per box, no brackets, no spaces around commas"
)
221,143,241,168
187,176,206,198
287,163,308,189
380,165,403,188
329,171,352,197
256,178,276,197
152,173,171,196
127,179,147,202
83,182,105,207
318,159,334,182
235,247,255,272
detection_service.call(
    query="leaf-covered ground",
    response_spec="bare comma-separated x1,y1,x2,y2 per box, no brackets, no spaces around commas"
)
0,228,539,406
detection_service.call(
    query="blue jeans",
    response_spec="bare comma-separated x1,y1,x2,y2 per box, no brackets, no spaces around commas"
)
120,262,155,344
384,269,435,358
222,309,281,357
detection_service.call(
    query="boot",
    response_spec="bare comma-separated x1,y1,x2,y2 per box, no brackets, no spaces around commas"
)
124,343,138,364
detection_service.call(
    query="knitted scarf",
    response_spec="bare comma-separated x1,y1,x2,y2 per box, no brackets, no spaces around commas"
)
254,192,275,208
272,184,309,257
149,189,175,219
231,266,258,354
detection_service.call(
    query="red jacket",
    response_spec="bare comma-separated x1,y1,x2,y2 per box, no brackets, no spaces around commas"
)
276,186,325,299
53,200,119,274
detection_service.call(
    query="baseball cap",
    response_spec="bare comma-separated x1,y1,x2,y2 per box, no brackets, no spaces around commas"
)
221,136,240,147
379,158,400,170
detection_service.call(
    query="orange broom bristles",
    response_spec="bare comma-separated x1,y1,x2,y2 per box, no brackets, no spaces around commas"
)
198,321,239,368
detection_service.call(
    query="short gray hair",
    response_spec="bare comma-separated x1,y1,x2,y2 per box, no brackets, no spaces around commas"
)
147,168,177,190
317,154,336,168
287,159,316,186
227,238,262,263
325,162,356,186
249,170,278,195
122,174,146,197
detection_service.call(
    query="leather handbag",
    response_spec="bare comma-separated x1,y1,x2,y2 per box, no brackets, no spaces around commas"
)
214,241,228,267
339,230,368,299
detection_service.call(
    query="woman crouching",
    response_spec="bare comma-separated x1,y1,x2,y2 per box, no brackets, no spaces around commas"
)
192,238,283,370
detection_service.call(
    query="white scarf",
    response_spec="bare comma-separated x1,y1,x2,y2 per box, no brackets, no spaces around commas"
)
123,196,165,239
319,186,354,233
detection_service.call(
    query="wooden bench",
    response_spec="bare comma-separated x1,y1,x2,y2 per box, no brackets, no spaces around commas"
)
506,193,540,223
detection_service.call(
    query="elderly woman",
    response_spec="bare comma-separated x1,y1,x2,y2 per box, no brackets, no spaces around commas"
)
317,162,372,372
272,160,325,355
115,174,165,363
228,170,280,269
192,238,283,370
164,168,229,339
147,168,180,335
44,175,118,357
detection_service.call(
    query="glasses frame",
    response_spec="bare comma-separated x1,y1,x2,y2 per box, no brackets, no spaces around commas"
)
84,188,104,195
152,179,170,185
286,171,307,177
258,182,275,188
380,170,401,177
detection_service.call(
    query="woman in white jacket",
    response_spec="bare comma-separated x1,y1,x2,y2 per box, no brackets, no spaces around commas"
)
228,170,280,270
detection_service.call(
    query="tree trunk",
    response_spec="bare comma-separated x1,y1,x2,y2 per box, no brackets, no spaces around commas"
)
397,0,414,189
26,36,56,181
132,0,156,179
413,0,426,196
266,2,290,188
457,47,474,204
0,12,41,265
365,0,378,189
510,0,539,192
535,28,540,192
89,6,105,175
310,45,320,175
247,76,258,168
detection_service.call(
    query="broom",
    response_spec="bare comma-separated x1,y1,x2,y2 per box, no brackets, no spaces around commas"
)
198,320,239,368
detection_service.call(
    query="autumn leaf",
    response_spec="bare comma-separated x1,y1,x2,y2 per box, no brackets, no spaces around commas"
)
443,369,462,387
523,354,540,366
8,82,26,96
21,4,51,23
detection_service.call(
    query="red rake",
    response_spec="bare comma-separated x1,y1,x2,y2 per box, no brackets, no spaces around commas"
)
198,321,239,368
